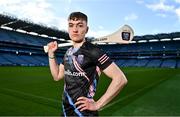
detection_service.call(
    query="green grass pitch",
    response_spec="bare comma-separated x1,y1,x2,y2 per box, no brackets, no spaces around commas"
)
0,66,180,116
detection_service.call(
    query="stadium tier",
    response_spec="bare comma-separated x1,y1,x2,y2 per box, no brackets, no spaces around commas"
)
0,26,179,68
0,13,180,68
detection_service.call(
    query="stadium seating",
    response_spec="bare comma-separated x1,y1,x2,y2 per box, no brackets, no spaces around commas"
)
0,28,51,46
0,26,66,66
146,59,162,68
0,54,12,66
161,59,177,68
134,59,149,67
177,59,180,68
0,21,180,68
100,39,180,68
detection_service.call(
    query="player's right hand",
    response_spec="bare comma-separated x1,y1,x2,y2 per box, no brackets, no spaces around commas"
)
47,41,58,53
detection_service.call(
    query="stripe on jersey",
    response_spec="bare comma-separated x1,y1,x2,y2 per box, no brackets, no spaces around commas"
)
64,90,83,117
98,54,109,65
72,56,90,82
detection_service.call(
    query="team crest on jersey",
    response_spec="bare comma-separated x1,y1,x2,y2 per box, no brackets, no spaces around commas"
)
77,55,84,64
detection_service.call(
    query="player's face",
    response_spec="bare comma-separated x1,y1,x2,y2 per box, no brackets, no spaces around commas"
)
68,19,88,43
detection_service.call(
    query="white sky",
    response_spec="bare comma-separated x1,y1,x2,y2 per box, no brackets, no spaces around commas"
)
1,0,180,38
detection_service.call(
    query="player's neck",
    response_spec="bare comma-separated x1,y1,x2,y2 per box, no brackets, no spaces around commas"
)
73,39,85,48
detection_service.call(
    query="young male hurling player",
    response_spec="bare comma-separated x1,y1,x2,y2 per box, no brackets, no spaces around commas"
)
47,12,128,116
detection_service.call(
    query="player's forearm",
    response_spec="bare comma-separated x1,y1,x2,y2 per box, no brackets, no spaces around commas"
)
96,75,127,110
48,53,60,81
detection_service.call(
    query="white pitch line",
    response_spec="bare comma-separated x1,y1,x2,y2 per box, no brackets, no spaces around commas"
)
1,88,60,103
100,77,166,111
1,77,167,111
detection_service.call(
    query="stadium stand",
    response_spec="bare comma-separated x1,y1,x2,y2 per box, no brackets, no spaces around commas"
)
0,13,180,68
0,13,68,66
100,36,180,68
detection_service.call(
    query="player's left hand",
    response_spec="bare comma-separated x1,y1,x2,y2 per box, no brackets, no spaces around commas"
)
75,97,99,111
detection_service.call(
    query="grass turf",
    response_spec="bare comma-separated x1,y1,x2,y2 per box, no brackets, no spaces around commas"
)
0,66,180,116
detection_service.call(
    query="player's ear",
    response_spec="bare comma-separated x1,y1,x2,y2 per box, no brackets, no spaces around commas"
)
86,26,89,33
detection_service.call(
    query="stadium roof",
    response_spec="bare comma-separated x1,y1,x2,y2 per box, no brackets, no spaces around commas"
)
1,13,180,43
133,32,180,42
0,13,70,41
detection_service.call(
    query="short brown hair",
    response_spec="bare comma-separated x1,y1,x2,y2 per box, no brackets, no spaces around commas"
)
68,12,88,23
